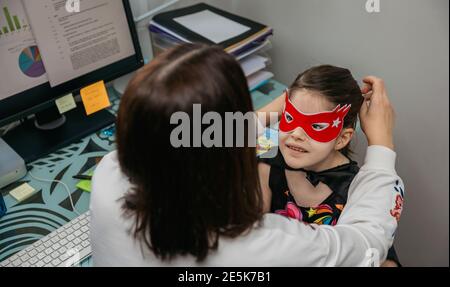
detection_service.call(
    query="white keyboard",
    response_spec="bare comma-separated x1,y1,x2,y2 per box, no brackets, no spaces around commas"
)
0,212,91,267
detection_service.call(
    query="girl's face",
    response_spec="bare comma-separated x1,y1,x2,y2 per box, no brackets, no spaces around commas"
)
279,89,343,172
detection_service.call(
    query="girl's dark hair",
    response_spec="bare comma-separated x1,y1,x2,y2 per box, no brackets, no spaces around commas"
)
116,43,263,262
290,65,363,157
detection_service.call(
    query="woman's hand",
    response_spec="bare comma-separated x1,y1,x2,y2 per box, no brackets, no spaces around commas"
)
359,76,396,151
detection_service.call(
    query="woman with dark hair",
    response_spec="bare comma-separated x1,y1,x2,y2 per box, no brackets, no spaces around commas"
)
90,43,403,266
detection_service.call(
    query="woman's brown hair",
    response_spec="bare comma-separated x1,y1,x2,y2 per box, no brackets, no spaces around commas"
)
290,65,364,157
117,43,263,262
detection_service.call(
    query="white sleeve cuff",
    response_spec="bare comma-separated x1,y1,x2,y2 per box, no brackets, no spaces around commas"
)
363,145,397,173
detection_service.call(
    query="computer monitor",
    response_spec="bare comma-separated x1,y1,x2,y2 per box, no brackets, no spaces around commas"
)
0,0,144,163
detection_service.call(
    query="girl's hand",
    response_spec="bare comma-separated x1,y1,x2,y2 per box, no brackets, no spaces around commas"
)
359,76,396,151
381,260,399,267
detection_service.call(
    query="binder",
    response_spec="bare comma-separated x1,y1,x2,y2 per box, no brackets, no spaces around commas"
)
151,3,273,54
149,2,275,91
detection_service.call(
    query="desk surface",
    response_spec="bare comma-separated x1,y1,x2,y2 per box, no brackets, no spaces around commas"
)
0,79,286,265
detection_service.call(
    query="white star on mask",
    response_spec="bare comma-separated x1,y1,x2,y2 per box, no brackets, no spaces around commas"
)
332,118,341,128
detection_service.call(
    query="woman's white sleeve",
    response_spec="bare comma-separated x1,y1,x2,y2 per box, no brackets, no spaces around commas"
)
321,145,405,266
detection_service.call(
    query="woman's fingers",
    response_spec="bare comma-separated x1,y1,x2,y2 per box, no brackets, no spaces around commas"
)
361,83,372,95
359,95,369,118
363,76,384,92
362,76,387,105
359,76,395,150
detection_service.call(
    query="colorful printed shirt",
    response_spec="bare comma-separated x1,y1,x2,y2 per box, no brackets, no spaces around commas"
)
260,148,358,226
259,147,401,265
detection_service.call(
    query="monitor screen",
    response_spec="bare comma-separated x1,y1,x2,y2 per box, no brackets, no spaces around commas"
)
0,0,143,125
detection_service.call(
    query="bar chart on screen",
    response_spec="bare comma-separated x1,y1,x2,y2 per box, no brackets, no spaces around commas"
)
0,0,48,100
0,0,30,38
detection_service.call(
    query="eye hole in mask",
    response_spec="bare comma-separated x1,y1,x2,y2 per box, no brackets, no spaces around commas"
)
311,123,330,131
285,112,294,123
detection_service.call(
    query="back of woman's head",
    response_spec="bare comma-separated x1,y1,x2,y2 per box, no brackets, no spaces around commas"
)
117,43,263,262
290,65,364,157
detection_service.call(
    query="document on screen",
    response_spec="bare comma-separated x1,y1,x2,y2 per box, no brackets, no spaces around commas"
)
22,0,136,87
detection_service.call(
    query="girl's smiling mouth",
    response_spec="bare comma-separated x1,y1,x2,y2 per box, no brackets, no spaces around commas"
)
286,144,309,153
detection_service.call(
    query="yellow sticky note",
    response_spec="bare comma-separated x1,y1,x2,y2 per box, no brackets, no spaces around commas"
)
55,93,77,114
80,81,111,116
9,183,36,202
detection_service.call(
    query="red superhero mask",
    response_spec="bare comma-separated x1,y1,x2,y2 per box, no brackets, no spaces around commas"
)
279,90,352,143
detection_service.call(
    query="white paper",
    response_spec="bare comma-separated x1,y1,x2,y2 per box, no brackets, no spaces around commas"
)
174,10,250,44
240,55,269,77
236,39,271,60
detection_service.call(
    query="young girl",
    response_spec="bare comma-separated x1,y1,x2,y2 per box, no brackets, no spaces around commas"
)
258,65,401,266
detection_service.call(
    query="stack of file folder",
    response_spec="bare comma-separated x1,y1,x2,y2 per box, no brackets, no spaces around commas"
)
149,3,274,91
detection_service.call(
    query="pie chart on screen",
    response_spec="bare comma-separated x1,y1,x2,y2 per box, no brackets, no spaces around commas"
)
18,46,46,78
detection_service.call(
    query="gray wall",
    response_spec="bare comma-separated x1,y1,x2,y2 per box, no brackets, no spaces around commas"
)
139,0,449,266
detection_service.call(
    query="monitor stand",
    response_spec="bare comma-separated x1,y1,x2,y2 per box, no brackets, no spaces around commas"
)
2,104,116,164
